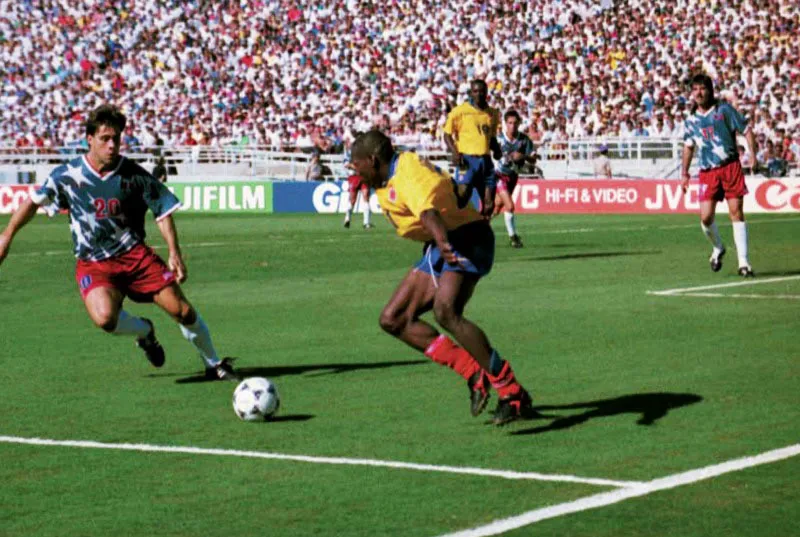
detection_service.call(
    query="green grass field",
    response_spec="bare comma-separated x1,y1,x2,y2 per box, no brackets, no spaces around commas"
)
1,211,798,537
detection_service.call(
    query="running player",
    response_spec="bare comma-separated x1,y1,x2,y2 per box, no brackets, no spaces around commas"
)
0,104,237,380
349,129,535,425
495,109,536,248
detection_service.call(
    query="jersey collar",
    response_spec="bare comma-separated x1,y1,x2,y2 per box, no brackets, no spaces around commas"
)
83,155,124,181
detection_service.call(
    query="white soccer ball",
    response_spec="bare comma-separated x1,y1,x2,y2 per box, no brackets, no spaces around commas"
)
232,377,280,422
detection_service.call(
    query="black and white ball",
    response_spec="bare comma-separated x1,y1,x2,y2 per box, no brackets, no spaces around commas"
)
232,377,280,421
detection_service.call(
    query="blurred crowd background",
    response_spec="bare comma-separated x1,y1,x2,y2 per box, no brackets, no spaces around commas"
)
2,0,799,168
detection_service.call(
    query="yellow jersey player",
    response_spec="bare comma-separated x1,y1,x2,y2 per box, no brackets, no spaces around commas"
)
349,130,534,425
443,79,502,215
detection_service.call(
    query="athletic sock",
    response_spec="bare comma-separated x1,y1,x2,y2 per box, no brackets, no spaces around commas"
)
363,199,371,226
700,221,724,255
732,221,750,267
504,211,517,237
178,314,220,368
487,357,522,399
424,334,482,380
113,310,151,338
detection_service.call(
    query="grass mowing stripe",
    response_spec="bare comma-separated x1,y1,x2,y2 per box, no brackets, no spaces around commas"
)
0,435,639,488
648,275,800,296
436,443,800,537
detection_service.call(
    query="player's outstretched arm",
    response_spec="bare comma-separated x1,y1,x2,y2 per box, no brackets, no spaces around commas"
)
156,214,187,283
0,198,39,265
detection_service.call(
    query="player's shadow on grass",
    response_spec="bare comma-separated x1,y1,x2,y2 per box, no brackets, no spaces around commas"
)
527,250,661,262
171,359,428,384
748,269,800,277
510,392,703,436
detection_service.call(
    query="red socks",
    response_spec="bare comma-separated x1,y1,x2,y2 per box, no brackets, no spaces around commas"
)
424,335,481,380
424,336,523,399
487,361,522,399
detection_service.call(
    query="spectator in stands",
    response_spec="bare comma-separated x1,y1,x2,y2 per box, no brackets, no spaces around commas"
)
593,144,613,179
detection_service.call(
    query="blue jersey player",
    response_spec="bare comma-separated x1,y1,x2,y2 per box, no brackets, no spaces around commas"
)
681,74,758,277
0,105,237,380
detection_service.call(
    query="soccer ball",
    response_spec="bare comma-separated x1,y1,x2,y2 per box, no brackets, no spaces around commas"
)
232,377,280,422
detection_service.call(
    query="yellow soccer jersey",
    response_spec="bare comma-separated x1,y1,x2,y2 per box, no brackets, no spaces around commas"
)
443,102,500,156
376,153,482,242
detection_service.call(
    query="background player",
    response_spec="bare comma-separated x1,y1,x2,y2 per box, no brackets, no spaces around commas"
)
349,129,535,425
494,109,537,249
681,74,758,277
443,79,502,216
343,173,373,229
0,104,237,380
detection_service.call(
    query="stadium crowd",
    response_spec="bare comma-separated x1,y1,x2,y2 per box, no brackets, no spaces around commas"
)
2,0,799,167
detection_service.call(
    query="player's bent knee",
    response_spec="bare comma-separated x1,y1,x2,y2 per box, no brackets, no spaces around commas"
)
175,304,197,326
93,313,119,333
378,310,404,336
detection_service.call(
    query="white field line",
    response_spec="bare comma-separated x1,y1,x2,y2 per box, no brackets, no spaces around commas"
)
673,292,800,300
436,443,800,537
0,435,639,488
9,215,799,258
647,275,800,297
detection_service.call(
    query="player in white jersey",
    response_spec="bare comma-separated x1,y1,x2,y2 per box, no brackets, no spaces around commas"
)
494,110,537,248
0,105,238,380
681,74,758,277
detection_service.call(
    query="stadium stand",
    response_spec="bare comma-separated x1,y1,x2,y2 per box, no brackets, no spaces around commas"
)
1,0,798,178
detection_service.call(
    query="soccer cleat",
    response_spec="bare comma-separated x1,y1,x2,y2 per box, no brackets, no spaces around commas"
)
490,389,533,426
363,223,374,229
136,318,165,368
467,371,491,417
738,266,755,278
709,248,726,272
343,220,351,228
204,357,239,381
509,234,523,249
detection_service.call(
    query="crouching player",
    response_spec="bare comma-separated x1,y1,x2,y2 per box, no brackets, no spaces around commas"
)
348,129,535,425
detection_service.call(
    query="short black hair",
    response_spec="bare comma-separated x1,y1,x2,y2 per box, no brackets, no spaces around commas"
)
690,73,714,94
86,104,127,136
504,109,521,121
470,79,488,90
351,130,394,163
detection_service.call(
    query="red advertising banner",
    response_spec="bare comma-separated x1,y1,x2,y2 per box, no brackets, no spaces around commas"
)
0,185,47,214
511,179,800,214
2,179,799,215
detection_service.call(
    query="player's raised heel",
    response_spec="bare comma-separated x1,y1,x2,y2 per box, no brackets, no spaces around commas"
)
490,389,533,426
205,357,239,381
136,318,165,368
709,248,726,272
467,371,491,417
